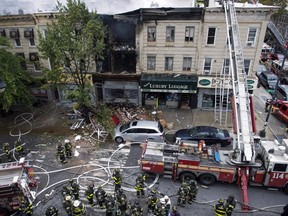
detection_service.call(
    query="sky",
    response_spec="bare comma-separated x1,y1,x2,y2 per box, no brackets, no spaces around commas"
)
0,0,195,15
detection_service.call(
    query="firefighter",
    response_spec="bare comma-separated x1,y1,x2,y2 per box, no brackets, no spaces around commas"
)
57,143,67,163
85,183,95,206
124,202,132,216
15,139,25,157
147,189,159,213
170,205,181,216
135,173,145,198
62,185,73,197
3,143,12,162
225,195,236,216
112,168,122,192
19,199,31,216
72,200,86,216
64,139,73,159
177,187,187,207
160,195,171,216
70,180,80,200
214,199,226,216
116,188,127,213
63,195,73,216
155,199,166,216
24,202,33,216
45,206,59,216
105,194,115,216
131,201,143,216
95,185,107,209
187,180,198,204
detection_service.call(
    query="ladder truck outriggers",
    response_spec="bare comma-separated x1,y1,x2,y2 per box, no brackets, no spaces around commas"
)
139,0,288,210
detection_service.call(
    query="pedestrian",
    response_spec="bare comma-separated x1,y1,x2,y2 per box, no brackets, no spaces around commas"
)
135,173,145,198
187,180,198,204
64,139,73,159
85,183,95,207
45,206,59,216
95,186,107,209
63,195,73,216
112,168,122,192
225,195,236,216
15,139,25,157
281,203,288,216
57,143,67,163
70,180,80,200
3,143,12,162
116,188,127,213
170,205,181,216
214,199,226,216
265,99,272,112
72,200,86,216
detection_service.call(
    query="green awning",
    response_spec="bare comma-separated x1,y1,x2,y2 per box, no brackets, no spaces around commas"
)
140,74,198,93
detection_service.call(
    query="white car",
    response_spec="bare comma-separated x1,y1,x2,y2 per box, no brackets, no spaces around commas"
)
113,120,165,144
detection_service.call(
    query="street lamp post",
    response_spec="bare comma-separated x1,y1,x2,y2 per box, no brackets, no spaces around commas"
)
259,41,288,137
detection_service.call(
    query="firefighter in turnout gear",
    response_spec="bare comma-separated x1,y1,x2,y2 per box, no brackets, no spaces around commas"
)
85,183,95,206
135,174,145,198
170,205,181,216
116,188,127,213
70,180,80,200
155,200,166,216
3,143,12,162
19,199,33,216
187,180,198,204
62,185,73,198
72,200,86,216
57,143,67,163
64,139,73,159
225,195,236,216
214,199,226,216
147,189,159,214
105,194,115,216
45,206,59,216
131,201,143,216
124,202,132,216
112,168,122,192
177,187,187,207
15,139,25,157
95,186,107,209
63,195,73,216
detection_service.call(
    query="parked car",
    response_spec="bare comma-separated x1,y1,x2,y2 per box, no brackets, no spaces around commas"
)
113,120,164,144
174,126,231,147
258,71,278,90
256,63,269,77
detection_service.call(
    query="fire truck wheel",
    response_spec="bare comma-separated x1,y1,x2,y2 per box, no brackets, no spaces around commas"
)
284,184,288,195
115,137,124,144
180,172,196,182
199,173,216,186
0,208,9,216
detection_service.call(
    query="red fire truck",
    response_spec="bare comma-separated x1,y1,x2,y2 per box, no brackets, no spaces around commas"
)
140,139,288,194
271,100,288,124
0,159,37,216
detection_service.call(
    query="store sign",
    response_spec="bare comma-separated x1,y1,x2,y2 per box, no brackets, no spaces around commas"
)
141,81,197,93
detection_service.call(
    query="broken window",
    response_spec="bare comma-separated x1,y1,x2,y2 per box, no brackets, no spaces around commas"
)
147,56,156,70
147,26,156,42
183,57,192,71
207,27,216,45
165,57,173,71
185,26,195,42
166,26,175,42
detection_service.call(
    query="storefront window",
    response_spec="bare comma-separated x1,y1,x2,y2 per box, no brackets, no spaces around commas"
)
202,94,214,108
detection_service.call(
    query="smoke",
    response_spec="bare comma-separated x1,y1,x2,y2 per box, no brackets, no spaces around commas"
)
0,0,194,15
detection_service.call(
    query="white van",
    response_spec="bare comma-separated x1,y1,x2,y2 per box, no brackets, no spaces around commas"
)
276,85,288,101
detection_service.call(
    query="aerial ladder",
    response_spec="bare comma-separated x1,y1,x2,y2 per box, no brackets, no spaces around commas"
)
223,0,257,210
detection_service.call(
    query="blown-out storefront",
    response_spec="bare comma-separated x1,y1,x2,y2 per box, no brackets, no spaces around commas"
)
140,74,198,109
197,76,257,109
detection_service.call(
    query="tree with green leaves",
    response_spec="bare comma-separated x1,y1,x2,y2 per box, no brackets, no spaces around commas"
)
0,37,34,112
38,0,106,110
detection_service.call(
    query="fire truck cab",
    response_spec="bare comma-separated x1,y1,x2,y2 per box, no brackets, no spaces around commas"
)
271,100,288,124
0,159,37,216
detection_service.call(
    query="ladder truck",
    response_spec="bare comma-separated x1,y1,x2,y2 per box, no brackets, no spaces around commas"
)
139,0,288,210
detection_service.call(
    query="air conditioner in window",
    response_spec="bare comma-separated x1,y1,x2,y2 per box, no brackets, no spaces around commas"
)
24,29,34,38
9,29,19,38
204,70,210,74
0,29,6,37
29,53,39,61
247,42,254,47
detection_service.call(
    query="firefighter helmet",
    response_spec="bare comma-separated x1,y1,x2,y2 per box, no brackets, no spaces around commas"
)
73,200,81,207
218,199,224,204
65,195,72,201
64,139,70,143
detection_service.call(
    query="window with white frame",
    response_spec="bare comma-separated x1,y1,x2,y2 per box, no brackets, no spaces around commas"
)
29,38,36,47
166,26,175,42
203,58,212,74
165,57,173,71
222,59,230,74
147,56,156,70
206,27,216,45
185,26,195,42
14,38,21,47
147,26,156,42
246,27,257,47
244,59,251,74
183,57,192,71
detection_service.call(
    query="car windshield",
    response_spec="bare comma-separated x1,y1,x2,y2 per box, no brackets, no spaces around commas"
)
257,64,267,73
268,76,277,81
188,127,199,137
119,122,130,132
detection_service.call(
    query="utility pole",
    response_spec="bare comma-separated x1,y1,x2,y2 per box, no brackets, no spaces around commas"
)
259,41,288,137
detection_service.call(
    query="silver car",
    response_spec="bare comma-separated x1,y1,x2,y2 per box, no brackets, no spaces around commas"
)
113,120,165,144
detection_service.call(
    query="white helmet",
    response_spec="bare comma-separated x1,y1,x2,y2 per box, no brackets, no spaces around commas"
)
160,198,166,205
65,140,70,143
65,195,72,201
73,200,80,207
